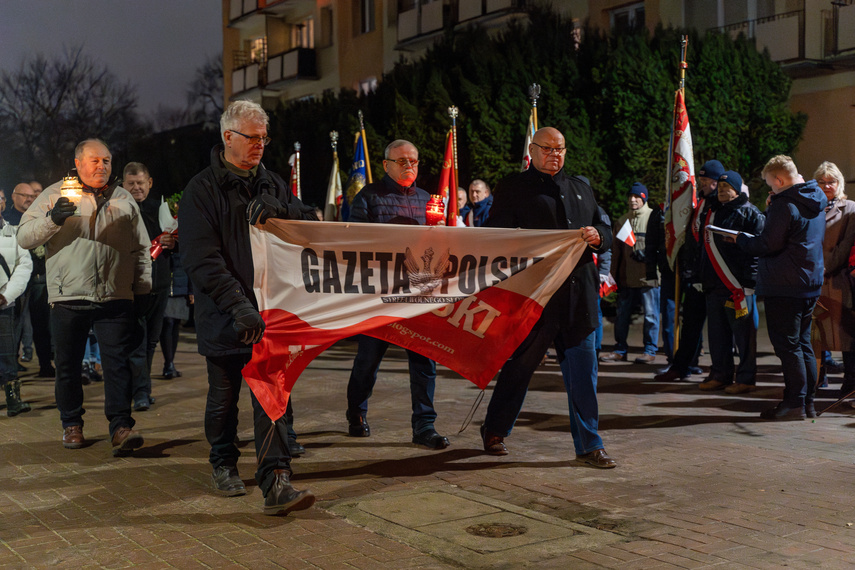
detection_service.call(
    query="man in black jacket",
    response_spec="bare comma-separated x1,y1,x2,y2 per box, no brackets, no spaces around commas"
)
179,101,317,516
123,162,174,411
480,127,616,468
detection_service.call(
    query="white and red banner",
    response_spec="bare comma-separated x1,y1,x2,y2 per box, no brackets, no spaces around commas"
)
664,89,696,269
243,220,587,421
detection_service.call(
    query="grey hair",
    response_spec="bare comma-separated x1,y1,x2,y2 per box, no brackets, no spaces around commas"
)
813,161,847,200
220,100,269,144
384,139,417,159
469,179,491,194
75,139,110,159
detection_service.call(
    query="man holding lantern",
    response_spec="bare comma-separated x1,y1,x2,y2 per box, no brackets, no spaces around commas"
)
345,139,450,450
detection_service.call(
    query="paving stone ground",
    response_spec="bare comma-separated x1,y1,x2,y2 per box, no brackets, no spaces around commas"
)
2,311,855,569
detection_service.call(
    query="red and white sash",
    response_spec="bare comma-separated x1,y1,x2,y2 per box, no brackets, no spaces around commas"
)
703,209,750,318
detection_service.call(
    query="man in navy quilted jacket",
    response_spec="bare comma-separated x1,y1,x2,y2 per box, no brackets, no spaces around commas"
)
345,140,450,450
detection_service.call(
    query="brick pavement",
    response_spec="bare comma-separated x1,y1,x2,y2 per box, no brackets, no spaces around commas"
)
2,314,855,569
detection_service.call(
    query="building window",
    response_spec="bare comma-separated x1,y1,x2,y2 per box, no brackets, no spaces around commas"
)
355,0,376,34
610,2,645,33
291,17,315,49
249,37,267,63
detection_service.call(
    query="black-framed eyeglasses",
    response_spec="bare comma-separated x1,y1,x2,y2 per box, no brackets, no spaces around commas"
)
531,142,566,156
230,130,271,146
385,158,420,167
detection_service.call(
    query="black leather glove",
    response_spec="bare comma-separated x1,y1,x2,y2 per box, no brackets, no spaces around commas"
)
629,250,646,263
50,196,77,226
247,194,293,225
231,301,265,344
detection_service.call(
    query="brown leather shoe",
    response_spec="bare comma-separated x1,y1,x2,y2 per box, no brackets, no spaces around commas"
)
634,353,656,364
111,427,144,457
62,425,84,449
598,351,627,363
724,383,753,395
480,424,508,456
698,379,730,391
576,448,617,469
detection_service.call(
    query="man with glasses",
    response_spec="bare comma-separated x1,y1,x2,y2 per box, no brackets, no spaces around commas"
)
180,100,317,516
479,127,617,468
5,183,36,225
345,139,450,450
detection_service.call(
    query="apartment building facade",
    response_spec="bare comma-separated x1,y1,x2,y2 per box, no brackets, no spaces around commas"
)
222,0,855,180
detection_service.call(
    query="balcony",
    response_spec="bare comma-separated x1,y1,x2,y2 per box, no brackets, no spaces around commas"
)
229,0,315,27
231,62,262,96
716,10,804,63
266,47,318,86
397,0,524,49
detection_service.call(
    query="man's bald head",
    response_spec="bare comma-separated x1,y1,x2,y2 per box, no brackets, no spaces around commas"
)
529,127,566,176
11,183,36,213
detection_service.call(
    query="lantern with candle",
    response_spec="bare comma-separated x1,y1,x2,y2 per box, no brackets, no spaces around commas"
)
59,176,83,216
425,195,446,226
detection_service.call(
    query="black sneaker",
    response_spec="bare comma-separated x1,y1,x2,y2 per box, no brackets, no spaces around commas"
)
760,403,805,421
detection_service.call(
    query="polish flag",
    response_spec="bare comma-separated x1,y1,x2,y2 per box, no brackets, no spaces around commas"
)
616,219,636,246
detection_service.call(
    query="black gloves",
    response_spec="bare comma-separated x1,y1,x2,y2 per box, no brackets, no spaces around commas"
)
50,197,77,226
629,250,646,263
231,301,265,344
247,194,295,225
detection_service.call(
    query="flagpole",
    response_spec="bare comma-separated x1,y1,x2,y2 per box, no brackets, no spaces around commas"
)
671,35,689,353
330,130,339,221
358,110,373,184
293,142,302,200
448,105,459,225
528,83,541,131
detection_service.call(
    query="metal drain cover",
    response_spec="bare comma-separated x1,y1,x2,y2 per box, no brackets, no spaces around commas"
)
466,523,528,538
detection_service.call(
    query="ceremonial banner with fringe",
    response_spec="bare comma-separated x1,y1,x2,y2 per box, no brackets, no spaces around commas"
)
664,89,696,269
341,133,368,221
242,221,587,421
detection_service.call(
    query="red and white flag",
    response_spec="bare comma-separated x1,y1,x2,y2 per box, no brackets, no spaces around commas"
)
664,89,696,269
436,129,459,225
615,219,636,247
242,220,588,421
521,110,536,171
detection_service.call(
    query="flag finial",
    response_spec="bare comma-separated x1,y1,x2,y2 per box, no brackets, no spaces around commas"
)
330,130,338,152
528,83,541,107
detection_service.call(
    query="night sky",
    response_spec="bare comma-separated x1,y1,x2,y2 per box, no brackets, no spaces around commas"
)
0,0,223,117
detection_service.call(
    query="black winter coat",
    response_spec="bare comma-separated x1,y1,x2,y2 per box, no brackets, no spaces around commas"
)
486,167,612,346
179,146,318,357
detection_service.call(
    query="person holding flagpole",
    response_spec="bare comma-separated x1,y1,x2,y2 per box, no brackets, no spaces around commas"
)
600,183,661,364
699,170,764,393
480,126,616,468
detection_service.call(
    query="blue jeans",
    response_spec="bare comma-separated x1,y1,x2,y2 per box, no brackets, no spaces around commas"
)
51,301,137,438
705,289,757,385
763,296,817,408
347,335,438,434
484,296,605,455
614,286,660,355
204,353,291,495
595,297,603,351
129,290,169,402
556,331,604,455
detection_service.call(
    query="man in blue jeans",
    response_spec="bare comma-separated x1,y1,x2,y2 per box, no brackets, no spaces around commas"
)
346,139,449,450
734,155,826,420
600,183,660,364
479,127,616,468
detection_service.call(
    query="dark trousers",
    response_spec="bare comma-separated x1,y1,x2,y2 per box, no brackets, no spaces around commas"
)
0,306,17,385
705,289,757,385
660,272,676,361
764,296,818,408
130,290,169,401
346,335,437,434
671,285,706,375
28,281,53,369
160,317,180,367
204,354,290,496
51,301,137,438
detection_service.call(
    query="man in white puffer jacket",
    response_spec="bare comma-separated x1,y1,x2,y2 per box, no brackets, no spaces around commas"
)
0,195,33,416
18,139,151,456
